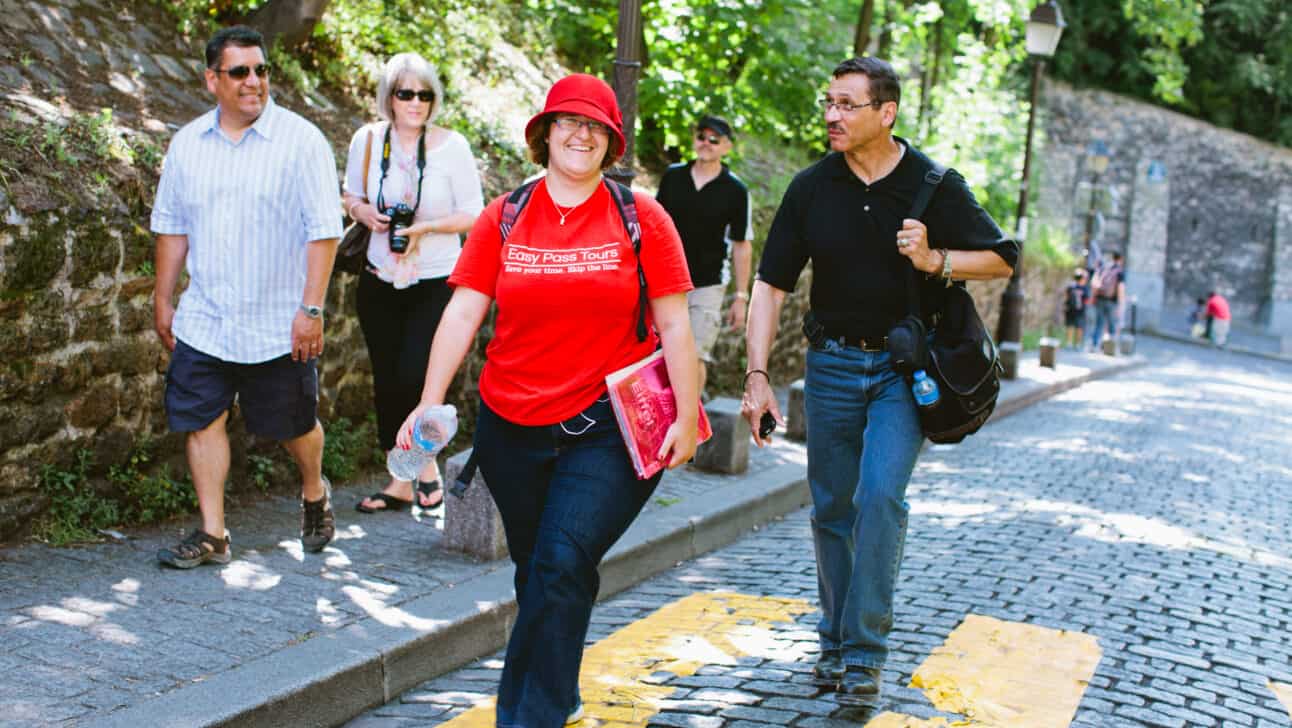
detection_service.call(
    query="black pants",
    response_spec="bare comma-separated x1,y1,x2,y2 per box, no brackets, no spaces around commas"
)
356,268,452,450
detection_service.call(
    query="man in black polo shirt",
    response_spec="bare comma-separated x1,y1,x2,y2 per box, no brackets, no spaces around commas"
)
741,57,1017,707
657,114,752,396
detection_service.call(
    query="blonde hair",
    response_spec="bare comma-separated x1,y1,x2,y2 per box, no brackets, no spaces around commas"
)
375,53,444,124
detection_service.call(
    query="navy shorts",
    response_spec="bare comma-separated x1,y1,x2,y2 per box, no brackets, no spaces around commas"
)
165,339,318,441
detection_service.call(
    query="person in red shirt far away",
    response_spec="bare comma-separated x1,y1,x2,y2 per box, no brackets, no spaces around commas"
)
397,74,699,728
1205,290,1231,347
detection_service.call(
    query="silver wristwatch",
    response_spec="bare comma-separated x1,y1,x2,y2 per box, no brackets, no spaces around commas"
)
300,304,324,319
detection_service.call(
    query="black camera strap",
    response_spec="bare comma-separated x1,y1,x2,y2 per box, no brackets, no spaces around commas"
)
374,123,427,217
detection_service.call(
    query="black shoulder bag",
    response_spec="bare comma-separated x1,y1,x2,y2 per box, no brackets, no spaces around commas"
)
886,164,1002,444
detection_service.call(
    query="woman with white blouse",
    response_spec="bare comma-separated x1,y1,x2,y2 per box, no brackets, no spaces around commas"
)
341,52,484,513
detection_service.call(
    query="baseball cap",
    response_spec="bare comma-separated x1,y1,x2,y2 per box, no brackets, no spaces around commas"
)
697,114,734,139
525,74,625,160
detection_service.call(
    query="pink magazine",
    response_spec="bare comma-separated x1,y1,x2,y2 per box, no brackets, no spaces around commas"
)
605,349,713,479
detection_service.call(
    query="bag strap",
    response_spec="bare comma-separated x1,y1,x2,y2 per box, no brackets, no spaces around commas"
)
498,177,648,343
905,163,947,318
360,129,373,207
603,179,649,342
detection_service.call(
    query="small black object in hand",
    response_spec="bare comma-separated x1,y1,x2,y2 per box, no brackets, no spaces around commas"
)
759,411,777,439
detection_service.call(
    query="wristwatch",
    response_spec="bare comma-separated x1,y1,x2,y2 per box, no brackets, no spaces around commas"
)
300,304,324,319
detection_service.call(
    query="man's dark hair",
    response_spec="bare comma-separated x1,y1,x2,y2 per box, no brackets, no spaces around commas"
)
832,57,900,107
1111,251,1123,262
205,25,266,69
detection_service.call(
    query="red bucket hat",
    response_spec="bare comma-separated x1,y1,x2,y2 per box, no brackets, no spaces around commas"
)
525,74,625,162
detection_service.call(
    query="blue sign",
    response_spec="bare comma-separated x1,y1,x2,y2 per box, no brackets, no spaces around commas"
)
1146,161,1167,182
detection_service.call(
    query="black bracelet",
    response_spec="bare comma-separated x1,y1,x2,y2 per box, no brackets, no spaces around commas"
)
743,369,770,387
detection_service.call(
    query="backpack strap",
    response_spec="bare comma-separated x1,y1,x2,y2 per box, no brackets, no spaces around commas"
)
603,179,649,342
499,178,541,243
905,163,947,319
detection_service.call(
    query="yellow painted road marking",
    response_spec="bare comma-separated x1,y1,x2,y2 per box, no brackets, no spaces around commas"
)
868,613,1101,727
437,591,813,727
1270,681,1292,718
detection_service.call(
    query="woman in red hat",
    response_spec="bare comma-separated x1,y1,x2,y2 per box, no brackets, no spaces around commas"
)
398,74,699,726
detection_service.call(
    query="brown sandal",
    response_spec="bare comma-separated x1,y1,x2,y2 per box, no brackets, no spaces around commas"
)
157,529,231,569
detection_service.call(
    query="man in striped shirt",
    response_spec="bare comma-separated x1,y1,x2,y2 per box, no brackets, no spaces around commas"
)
150,26,342,568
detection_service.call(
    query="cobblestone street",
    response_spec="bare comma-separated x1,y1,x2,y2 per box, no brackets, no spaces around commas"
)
349,339,1292,728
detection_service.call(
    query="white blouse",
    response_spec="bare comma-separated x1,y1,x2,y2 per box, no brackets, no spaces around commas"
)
343,122,485,282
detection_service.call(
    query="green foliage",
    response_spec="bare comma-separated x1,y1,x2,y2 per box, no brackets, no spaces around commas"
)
321,415,381,483
35,451,119,546
1024,222,1078,270
1053,0,1292,146
109,438,198,524
247,453,276,492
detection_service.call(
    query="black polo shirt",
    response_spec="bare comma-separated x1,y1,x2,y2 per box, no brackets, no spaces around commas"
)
656,162,752,288
757,138,1018,338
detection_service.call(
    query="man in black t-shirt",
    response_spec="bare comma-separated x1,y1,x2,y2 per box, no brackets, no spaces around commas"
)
741,57,1017,706
657,115,752,396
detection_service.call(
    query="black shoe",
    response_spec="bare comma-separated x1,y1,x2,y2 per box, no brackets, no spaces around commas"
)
836,665,882,707
301,477,335,553
811,649,843,688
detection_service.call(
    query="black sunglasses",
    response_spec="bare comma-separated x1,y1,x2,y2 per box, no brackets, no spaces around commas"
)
394,88,435,103
695,131,723,145
213,63,271,80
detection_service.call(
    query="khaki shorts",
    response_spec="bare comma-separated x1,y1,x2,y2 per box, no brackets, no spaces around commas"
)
687,284,725,363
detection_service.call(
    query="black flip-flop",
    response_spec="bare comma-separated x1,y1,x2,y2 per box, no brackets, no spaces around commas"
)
355,492,413,513
416,479,444,509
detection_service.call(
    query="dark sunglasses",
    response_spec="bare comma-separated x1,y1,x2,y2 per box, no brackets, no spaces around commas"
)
695,131,724,145
213,63,271,80
394,88,435,103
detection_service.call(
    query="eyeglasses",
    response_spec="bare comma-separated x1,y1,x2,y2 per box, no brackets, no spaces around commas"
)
819,98,883,114
695,132,724,145
553,116,611,137
213,64,271,80
394,88,435,103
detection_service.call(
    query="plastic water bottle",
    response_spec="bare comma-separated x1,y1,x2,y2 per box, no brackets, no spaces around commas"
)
386,404,458,481
911,370,940,410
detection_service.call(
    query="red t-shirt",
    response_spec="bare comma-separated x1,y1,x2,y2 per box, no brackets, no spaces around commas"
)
1205,294,1231,321
449,180,692,425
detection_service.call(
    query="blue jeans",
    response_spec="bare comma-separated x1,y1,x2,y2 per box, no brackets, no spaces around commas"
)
804,341,924,669
474,396,661,728
1091,297,1117,347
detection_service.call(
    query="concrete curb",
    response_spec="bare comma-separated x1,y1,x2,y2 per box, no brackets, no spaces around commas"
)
1139,329,1292,364
85,354,1142,728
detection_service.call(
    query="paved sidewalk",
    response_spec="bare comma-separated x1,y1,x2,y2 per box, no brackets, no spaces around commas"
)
0,349,1142,728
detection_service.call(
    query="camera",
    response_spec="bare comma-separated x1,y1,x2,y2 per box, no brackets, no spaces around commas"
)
386,203,415,253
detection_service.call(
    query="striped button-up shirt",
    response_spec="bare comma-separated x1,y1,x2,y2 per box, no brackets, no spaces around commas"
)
151,98,342,363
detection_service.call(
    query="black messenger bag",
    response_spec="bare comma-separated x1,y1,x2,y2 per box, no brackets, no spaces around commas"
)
888,165,1002,444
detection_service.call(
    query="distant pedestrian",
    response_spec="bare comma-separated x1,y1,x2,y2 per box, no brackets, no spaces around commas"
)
343,53,484,515
1188,296,1207,339
1089,250,1125,351
656,114,753,398
1063,268,1089,349
1205,290,1231,346
150,25,342,567
741,57,1017,707
397,74,698,727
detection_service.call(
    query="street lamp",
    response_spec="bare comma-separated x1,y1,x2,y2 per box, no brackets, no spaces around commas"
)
607,0,643,187
996,0,1066,379
1082,139,1111,266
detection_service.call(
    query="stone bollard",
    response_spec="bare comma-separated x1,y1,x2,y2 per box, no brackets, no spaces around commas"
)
998,341,1022,379
1038,337,1059,369
787,379,807,441
1101,337,1117,356
693,397,749,474
1117,333,1136,355
443,448,508,561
